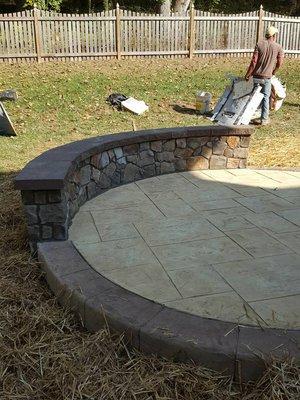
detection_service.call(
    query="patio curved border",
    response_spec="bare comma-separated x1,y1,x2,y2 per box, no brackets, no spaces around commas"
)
14,125,299,381
38,240,300,382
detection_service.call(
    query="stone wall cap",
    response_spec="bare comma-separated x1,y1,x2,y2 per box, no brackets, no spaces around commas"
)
14,125,253,191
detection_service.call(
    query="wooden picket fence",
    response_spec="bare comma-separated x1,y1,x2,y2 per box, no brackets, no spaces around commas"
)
0,5,299,63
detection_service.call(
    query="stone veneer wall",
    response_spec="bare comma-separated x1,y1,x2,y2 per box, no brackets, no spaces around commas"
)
15,126,252,251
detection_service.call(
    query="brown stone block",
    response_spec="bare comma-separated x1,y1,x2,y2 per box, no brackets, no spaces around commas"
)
42,225,53,239
90,154,101,168
99,152,110,168
48,190,62,203
174,147,193,158
53,223,68,240
187,137,208,149
87,181,97,199
150,141,162,152
138,150,155,167
175,159,186,172
126,155,138,164
34,191,47,204
103,162,116,177
210,155,227,169
21,191,35,205
227,136,240,149
79,165,91,186
213,140,227,155
201,145,213,159
160,162,175,174
98,172,111,189
69,200,79,219
239,159,247,168
240,136,251,148
156,151,175,163
91,167,100,182
187,156,209,170
107,149,115,161
162,140,175,152
140,142,150,151
234,147,248,159
176,138,186,149
219,136,228,142
224,148,234,158
123,144,139,156
67,182,79,202
142,164,156,178
24,205,39,225
227,158,240,169
123,163,141,183
193,147,203,156
39,203,67,224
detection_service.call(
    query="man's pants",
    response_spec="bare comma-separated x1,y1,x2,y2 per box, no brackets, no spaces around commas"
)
253,78,272,121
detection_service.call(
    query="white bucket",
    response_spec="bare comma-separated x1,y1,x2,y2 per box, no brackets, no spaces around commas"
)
195,91,212,114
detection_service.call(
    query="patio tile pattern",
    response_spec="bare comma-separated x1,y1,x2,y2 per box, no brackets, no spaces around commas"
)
70,169,300,329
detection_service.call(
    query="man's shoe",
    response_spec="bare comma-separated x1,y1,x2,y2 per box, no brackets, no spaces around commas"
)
251,118,262,125
261,118,271,126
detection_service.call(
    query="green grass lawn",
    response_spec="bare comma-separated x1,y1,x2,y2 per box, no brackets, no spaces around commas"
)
1,57,299,175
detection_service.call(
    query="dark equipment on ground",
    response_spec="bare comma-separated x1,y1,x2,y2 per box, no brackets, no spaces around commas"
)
0,89,17,136
0,89,18,102
106,93,128,110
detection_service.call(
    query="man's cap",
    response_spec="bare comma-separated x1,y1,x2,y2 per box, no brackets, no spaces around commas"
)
266,26,279,37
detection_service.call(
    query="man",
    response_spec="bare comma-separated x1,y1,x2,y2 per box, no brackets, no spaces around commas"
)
245,26,284,125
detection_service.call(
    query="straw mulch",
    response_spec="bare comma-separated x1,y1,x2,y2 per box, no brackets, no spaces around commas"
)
0,174,299,400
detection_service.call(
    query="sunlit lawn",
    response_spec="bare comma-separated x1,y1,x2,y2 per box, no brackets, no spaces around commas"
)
1,57,299,176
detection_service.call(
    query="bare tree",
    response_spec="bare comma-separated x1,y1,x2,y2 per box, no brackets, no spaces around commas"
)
173,0,191,13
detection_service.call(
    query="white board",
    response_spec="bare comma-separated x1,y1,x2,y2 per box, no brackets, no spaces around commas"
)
121,97,149,115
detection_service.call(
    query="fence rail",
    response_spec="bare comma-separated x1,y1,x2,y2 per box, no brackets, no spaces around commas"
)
0,5,299,63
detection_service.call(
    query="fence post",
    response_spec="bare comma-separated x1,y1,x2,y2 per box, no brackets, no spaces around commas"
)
256,4,264,43
115,3,121,60
188,3,195,59
33,6,42,63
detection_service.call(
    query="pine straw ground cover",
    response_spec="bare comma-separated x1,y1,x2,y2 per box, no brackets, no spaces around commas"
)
0,59,299,399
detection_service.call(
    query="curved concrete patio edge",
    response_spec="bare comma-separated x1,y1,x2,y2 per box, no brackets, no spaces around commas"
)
38,240,300,383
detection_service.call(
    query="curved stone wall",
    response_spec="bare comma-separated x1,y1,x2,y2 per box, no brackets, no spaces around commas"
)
14,125,300,381
15,125,252,250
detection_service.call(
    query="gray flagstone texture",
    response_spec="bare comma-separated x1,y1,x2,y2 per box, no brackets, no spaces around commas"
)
70,169,300,329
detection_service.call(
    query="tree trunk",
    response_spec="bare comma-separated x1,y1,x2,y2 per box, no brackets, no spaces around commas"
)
160,0,171,15
290,0,300,15
103,0,110,12
87,0,92,13
173,0,191,14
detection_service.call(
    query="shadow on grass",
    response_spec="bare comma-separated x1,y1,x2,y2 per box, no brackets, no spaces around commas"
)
171,104,198,115
284,101,300,108
171,103,214,118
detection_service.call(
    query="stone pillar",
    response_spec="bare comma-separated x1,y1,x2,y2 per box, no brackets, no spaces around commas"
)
22,189,68,252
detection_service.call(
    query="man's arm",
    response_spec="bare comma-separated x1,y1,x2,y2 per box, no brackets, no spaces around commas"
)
245,48,259,81
272,48,284,76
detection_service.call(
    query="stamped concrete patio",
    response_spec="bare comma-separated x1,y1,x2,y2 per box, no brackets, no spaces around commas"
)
69,169,300,330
